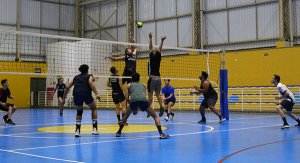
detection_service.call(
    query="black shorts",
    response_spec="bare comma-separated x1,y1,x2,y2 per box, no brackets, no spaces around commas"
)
57,93,64,98
130,101,149,112
0,104,14,112
73,94,94,106
164,99,176,105
112,92,125,104
280,100,294,111
122,71,133,84
200,97,218,108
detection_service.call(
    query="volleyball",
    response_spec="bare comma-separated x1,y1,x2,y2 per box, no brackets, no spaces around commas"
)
137,21,143,28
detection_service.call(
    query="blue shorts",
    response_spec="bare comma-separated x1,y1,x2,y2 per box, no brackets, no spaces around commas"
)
73,94,94,106
130,101,149,112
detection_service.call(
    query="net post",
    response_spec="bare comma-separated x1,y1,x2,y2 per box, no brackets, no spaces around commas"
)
220,49,229,119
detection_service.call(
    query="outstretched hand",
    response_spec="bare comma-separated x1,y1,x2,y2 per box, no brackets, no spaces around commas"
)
161,36,166,41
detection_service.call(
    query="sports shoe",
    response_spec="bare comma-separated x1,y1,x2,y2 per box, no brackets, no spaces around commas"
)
92,128,99,135
75,129,80,137
159,107,164,117
133,110,138,115
2,115,8,123
219,117,226,123
160,133,170,139
164,116,169,121
294,123,300,127
281,124,290,129
198,119,206,124
170,113,175,120
116,131,122,137
6,119,15,125
59,111,63,117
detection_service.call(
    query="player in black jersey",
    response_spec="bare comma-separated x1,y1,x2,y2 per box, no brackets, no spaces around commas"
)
62,64,101,137
0,79,16,125
105,40,137,85
53,77,66,116
191,71,226,123
107,66,127,124
147,32,165,117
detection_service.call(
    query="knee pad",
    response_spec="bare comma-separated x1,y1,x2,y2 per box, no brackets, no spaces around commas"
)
77,109,83,116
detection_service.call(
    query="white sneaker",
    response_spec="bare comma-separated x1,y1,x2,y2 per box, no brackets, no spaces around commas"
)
170,114,174,120
164,117,169,121
281,124,290,129
219,117,226,123
92,128,99,135
75,130,80,137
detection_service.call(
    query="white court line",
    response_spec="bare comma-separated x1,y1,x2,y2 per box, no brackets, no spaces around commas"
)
10,123,283,151
0,149,84,163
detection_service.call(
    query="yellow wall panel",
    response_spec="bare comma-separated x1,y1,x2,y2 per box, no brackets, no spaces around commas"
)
0,62,47,108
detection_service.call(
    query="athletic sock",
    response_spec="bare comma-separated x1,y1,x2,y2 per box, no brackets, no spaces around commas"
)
118,125,124,133
92,119,98,129
157,125,163,135
171,112,174,116
165,110,168,114
122,113,125,119
117,115,121,121
282,117,288,125
76,121,81,131
167,113,170,118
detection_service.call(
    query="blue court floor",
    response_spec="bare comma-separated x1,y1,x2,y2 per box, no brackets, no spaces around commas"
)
0,109,299,163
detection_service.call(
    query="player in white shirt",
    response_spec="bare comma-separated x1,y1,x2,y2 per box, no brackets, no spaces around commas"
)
272,74,300,129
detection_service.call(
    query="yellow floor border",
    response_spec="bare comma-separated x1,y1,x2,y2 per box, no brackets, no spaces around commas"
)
37,124,167,134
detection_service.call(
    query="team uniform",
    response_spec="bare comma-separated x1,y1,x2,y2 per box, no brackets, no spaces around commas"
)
162,85,176,121
55,83,66,98
0,88,12,111
73,73,94,106
128,82,149,112
122,53,136,84
200,80,218,109
162,85,176,105
116,80,170,139
277,83,295,111
109,76,125,104
0,87,16,125
147,51,162,92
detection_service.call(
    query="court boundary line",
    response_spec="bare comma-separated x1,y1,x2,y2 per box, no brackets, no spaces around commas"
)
10,124,284,151
0,148,84,163
218,138,300,163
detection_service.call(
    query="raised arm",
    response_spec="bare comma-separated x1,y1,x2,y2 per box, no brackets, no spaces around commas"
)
158,36,166,52
149,32,153,52
105,56,125,61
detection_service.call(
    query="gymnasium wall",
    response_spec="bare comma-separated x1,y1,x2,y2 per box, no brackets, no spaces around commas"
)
112,46,300,88
227,46,300,87
0,62,47,108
